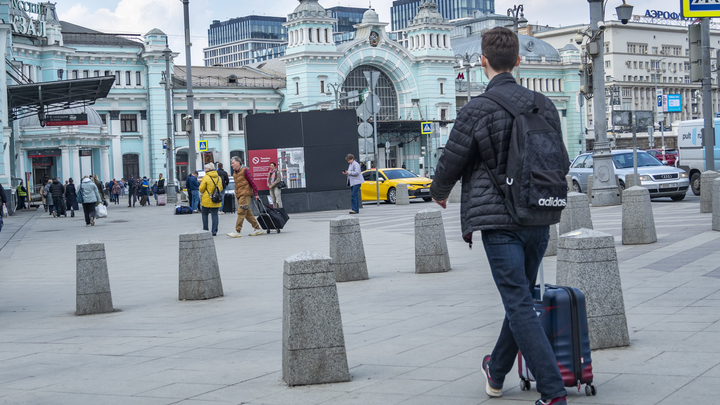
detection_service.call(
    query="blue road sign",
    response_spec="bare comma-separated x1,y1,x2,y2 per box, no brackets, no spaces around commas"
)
198,140,208,152
421,122,433,134
666,94,682,112
657,95,663,108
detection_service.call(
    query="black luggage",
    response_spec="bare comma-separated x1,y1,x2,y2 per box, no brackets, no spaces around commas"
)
223,193,236,213
518,262,595,396
255,199,288,233
140,195,148,206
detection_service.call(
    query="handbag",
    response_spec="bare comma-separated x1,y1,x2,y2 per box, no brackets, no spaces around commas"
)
77,186,84,204
278,180,287,189
210,176,222,203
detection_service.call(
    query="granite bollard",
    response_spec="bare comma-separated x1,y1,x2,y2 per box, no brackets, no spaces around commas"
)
621,186,657,245
557,228,630,350
566,174,574,192
448,181,461,203
283,251,350,386
329,216,369,282
76,240,114,315
395,183,409,205
415,209,451,273
179,231,224,300
586,174,593,203
700,171,720,213
544,224,558,257
714,178,720,231
559,192,593,235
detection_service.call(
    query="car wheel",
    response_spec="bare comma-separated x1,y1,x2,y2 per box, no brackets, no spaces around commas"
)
572,180,581,193
422,197,432,202
691,173,701,196
387,187,396,204
671,194,686,202
618,180,625,191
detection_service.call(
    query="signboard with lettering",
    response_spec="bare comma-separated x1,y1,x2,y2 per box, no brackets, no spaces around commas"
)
666,94,682,113
9,0,48,38
681,0,720,18
27,149,61,158
46,113,88,126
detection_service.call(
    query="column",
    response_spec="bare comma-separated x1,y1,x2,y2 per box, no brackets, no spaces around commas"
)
193,110,202,172
17,148,26,185
140,110,149,177
109,110,122,179
101,147,110,184
219,110,230,168
61,146,71,181
71,146,81,182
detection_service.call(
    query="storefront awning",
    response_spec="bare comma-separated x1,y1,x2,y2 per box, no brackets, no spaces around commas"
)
7,76,115,121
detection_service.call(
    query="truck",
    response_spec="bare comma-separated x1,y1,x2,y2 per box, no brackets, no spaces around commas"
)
676,119,720,195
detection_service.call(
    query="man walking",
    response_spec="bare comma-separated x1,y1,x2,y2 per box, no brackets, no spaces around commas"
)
127,175,137,207
342,154,362,214
226,156,263,238
16,180,27,210
216,162,230,213
49,177,65,217
187,171,200,212
430,27,569,405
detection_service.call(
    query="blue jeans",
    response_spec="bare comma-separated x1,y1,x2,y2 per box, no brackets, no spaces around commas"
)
201,206,219,235
219,188,226,210
481,227,566,402
191,190,200,211
350,184,360,213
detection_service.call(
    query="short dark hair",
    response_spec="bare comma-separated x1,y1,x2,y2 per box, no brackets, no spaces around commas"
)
481,27,519,72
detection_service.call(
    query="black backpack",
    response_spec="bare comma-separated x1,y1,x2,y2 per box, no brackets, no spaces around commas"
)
209,176,222,203
477,90,569,227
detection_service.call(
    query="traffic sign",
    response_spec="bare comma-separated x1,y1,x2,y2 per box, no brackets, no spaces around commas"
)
198,140,208,152
357,122,373,138
421,122,433,134
657,95,663,108
682,0,720,18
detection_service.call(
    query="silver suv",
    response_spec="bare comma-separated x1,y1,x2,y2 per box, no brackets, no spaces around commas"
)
568,150,690,201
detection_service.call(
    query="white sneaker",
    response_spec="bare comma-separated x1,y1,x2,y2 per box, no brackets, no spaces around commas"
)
226,232,242,238
249,229,264,236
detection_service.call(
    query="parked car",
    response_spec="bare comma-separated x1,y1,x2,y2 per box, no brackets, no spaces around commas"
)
646,149,678,166
361,168,432,204
568,149,690,201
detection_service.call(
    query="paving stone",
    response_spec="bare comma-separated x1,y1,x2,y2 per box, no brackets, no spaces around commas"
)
329,216,369,282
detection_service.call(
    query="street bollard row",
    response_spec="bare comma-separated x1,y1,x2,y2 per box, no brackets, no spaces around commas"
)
701,171,720,214
621,186,657,245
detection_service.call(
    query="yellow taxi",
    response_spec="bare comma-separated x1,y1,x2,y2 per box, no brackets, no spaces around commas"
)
360,168,433,204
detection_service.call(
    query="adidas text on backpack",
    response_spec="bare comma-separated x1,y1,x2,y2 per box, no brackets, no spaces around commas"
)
478,90,570,227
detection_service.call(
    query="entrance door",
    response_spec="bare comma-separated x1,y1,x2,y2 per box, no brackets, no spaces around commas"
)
389,146,398,168
123,154,140,179
80,150,93,178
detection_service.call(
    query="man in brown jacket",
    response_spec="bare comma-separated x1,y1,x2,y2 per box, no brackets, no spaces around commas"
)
227,156,264,238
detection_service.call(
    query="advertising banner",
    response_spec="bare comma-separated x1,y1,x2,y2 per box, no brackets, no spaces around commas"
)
665,94,682,112
46,113,88,126
248,149,278,191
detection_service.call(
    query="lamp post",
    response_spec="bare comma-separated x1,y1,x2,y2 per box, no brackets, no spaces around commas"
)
605,82,620,148
647,57,672,158
454,52,481,105
507,4,528,81
181,0,197,173
326,82,345,109
161,40,176,204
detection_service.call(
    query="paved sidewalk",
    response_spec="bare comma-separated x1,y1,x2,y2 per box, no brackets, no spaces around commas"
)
0,193,719,405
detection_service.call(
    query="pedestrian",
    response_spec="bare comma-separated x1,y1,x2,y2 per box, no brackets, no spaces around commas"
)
186,172,195,209
199,163,222,236
119,178,125,197
139,176,150,206
266,162,283,208
43,180,52,214
429,27,569,405
0,182,6,233
93,174,105,202
112,180,121,205
151,181,158,205
226,156,264,238
49,178,65,217
342,154,362,215
65,178,79,218
16,180,27,210
187,171,201,213
79,176,101,226
216,162,230,213
127,175,137,207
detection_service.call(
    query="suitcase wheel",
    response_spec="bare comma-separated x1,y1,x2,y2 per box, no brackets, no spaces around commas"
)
585,384,596,396
520,379,531,391
266,230,271,234
277,229,281,233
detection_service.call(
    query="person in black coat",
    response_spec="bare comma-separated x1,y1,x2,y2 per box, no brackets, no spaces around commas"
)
127,175,138,207
65,178,79,218
0,182,6,233
217,163,230,212
49,178,65,217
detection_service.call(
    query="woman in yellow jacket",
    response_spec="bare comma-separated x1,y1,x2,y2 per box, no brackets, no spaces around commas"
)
199,163,223,236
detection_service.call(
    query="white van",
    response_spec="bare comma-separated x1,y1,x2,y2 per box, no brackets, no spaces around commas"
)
676,119,720,195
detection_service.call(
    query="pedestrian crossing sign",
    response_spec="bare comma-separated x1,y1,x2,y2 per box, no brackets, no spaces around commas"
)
421,122,433,134
198,140,208,152
682,0,720,18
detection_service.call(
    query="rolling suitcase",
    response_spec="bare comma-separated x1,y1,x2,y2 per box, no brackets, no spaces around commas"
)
157,194,166,206
223,193,236,213
140,195,148,206
255,199,288,233
518,262,596,396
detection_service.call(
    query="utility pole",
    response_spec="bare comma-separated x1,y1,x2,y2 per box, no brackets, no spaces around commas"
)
182,0,197,173
162,40,176,204
588,0,621,206
701,18,716,171
507,4,527,82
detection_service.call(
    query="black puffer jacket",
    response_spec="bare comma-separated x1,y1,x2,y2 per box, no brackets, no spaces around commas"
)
431,73,565,236
49,180,65,199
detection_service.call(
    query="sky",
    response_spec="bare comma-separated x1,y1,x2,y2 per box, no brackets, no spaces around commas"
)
56,0,683,66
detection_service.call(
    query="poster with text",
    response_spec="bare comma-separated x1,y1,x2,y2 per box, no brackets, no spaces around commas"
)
248,149,277,191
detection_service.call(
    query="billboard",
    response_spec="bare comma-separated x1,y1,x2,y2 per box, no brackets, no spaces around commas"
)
665,94,682,112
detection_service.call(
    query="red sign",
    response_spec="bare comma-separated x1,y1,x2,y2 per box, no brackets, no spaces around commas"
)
248,149,277,191
46,113,88,126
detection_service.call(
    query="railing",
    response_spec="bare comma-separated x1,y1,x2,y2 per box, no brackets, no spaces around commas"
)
174,76,285,88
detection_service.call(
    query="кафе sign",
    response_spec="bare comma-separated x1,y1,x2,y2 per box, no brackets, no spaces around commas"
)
9,0,48,38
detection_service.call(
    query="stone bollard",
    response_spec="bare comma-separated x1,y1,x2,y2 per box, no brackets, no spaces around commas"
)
557,228,630,350
566,175,573,192
283,251,350,386
701,171,720,213
448,181,461,203
395,183,409,205
544,224,558,257
76,240,114,315
415,209,451,273
622,186,657,245
714,178,720,231
624,173,639,188
179,231,224,300
586,174,593,203
329,216,369,282
559,192,593,235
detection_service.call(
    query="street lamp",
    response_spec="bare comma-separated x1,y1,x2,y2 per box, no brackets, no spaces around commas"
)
647,56,676,159
454,52,481,105
605,82,620,148
325,82,346,109
506,4,528,81
160,40,176,203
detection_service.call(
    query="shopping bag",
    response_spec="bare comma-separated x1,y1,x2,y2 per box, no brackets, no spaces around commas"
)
2,205,7,218
96,204,108,218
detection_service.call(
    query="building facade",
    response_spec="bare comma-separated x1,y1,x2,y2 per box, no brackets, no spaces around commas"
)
204,16,288,67
390,0,495,32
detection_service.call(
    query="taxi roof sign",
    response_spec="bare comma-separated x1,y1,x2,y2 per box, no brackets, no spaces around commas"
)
421,121,433,134
681,0,720,18
198,140,208,152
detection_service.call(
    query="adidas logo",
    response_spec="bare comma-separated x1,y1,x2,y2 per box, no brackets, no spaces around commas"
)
537,197,567,207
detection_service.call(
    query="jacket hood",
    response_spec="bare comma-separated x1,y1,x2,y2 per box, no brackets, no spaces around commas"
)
82,178,92,183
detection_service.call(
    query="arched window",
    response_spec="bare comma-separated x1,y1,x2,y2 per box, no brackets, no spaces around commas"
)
341,65,398,121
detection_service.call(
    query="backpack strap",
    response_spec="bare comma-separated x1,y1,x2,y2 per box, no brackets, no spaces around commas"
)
479,88,545,117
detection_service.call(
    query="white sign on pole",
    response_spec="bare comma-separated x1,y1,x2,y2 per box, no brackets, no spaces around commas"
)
358,122,373,138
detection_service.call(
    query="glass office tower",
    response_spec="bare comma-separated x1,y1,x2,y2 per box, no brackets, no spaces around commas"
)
204,16,287,67
391,0,495,31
